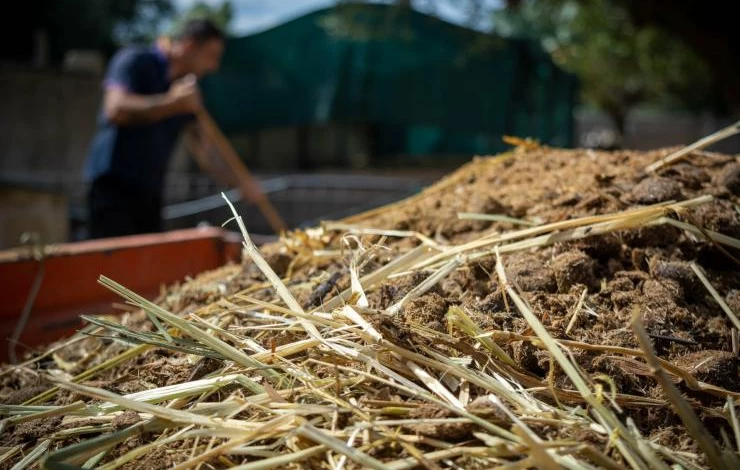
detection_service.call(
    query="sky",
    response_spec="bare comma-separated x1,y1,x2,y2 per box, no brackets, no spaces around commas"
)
171,0,503,36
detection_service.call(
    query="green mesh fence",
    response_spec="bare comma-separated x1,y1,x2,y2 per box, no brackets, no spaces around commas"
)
200,4,577,159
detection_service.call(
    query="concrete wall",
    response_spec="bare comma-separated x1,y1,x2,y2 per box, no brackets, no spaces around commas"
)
575,108,740,154
0,66,102,174
0,186,68,249
227,124,371,171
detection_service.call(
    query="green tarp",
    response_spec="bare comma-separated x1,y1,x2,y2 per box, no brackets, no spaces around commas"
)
201,4,577,158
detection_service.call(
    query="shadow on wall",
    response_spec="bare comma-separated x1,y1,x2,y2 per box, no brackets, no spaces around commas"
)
575,107,740,153
0,184,69,249
0,67,102,175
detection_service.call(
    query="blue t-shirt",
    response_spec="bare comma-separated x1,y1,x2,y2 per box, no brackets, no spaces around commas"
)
83,45,194,195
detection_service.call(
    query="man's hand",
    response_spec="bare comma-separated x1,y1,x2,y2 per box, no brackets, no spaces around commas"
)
104,73,203,126
169,74,203,115
240,177,265,204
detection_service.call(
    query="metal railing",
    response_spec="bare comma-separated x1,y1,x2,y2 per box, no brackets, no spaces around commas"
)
162,173,423,233
1,171,426,236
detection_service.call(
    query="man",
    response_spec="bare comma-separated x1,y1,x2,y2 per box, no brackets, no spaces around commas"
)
83,18,260,239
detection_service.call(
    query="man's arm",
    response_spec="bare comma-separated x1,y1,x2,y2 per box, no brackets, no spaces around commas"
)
184,122,265,203
105,76,199,126
101,48,200,126
184,123,237,187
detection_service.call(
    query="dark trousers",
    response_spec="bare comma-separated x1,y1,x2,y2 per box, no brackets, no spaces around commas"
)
87,176,163,239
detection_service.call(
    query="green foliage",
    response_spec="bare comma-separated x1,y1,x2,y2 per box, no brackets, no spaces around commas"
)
32,0,175,61
110,0,177,44
494,0,715,131
167,1,234,36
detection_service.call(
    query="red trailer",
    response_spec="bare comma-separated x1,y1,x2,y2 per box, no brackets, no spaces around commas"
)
0,227,244,363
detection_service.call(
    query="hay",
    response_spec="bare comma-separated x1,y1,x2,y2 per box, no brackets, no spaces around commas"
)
1,140,740,469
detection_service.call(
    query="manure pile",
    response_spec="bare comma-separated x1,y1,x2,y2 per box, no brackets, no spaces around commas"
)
1,143,739,469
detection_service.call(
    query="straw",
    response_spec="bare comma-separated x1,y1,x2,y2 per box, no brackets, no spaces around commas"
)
690,262,740,330
3,143,737,469
630,307,737,470
645,120,740,173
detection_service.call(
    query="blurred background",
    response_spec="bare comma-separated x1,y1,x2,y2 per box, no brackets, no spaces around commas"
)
1,0,739,247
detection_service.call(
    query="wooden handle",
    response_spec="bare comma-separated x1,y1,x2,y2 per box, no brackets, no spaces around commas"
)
196,109,288,234
256,198,287,236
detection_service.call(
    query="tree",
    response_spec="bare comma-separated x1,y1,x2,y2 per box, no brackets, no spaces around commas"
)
334,0,497,32
167,1,234,36
111,0,177,44
620,0,740,116
325,0,721,140
494,0,716,139
2,0,175,65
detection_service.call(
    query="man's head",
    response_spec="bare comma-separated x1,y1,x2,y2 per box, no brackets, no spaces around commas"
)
169,18,225,78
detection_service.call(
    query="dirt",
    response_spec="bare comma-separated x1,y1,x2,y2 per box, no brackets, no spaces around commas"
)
718,163,740,195
727,289,740,313
675,350,740,391
551,249,601,293
187,356,225,381
404,403,477,440
628,175,685,204
367,271,438,309
402,292,449,332
119,447,184,470
691,198,740,238
340,145,739,457
7,417,62,445
1,145,739,468
504,252,558,293
0,385,50,405
111,410,141,430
